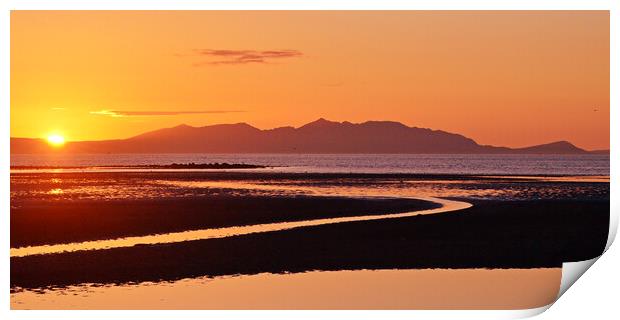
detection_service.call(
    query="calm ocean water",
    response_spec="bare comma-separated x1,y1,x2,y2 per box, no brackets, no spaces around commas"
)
11,153,610,175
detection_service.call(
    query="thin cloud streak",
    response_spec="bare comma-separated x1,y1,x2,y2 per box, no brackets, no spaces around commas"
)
193,49,303,65
90,110,245,118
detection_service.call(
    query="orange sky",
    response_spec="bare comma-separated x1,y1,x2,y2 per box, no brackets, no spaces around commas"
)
10,11,609,150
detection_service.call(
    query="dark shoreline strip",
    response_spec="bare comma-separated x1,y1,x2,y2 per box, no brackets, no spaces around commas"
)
11,162,268,170
11,197,465,257
11,199,608,290
11,196,439,247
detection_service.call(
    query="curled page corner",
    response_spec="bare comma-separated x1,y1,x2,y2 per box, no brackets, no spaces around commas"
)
558,257,599,298
506,304,553,319
605,204,618,251
555,207,616,303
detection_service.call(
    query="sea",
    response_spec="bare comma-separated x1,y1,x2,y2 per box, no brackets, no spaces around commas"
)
10,153,610,176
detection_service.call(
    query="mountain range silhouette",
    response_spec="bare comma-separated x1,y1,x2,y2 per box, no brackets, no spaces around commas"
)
10,118,607,154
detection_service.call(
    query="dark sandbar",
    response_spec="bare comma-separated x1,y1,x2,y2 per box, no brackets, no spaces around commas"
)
11,162,268,170
11,199,608,290
11,196,439,247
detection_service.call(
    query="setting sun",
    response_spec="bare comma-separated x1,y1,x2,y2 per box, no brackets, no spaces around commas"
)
46,134,65,146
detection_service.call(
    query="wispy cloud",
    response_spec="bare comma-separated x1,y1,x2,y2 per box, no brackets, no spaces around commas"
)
90,110,244,118
192,49,303,65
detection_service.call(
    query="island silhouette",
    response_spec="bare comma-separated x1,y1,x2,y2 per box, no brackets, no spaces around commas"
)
10,118,607,154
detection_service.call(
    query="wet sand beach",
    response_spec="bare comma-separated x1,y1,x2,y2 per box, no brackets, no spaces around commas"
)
9,170,610,309
10,172,609,289
11,198,608,289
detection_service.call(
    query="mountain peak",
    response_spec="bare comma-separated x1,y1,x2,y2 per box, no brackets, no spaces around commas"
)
535,141,578,148
548,140,573,146
173,123,193,129
361,120,409,129
515,140,587,154
299,118,340,129
232,122,260,130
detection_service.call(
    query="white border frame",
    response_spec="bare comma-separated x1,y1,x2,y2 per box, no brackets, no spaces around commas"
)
1,1,617,319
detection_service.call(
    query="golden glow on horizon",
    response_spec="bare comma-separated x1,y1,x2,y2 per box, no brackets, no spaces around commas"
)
46,134,66,146
10,11,610,149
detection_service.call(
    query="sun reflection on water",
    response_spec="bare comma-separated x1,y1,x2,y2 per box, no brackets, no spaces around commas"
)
48,188,64,195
